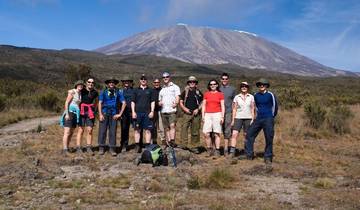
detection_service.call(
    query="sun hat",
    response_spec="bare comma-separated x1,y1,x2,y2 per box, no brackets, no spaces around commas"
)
187,76,198,83
240,81,250,88
121,75,133,82
74,80,84,88
105,77,119,85
256,78,270,88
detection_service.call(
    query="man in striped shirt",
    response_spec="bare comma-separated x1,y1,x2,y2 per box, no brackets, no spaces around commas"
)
240,78,278,165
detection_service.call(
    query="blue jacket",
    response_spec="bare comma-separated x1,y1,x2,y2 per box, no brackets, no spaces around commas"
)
254,91,278,119
99,88,125,115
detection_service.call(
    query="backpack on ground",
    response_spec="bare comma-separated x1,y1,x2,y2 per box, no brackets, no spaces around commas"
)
136,144,168,167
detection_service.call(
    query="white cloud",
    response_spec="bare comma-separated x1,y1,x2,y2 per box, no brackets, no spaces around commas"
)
278,0,360,71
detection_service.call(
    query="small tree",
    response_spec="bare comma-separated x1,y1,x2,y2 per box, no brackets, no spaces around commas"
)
37,92,59,111
326,105,353,134
65,63,92,85
304,101,326,129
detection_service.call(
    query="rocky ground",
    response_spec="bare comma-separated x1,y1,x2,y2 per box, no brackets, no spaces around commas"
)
0,113,359,209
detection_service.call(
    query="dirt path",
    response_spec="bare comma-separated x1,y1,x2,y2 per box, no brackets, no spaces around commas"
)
0,116,59,147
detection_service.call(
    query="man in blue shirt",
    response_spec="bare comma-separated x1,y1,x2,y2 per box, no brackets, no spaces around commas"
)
240,78,278,165
98,77,126,156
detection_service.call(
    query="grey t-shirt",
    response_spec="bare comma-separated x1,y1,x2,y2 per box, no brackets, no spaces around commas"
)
220,85,236,113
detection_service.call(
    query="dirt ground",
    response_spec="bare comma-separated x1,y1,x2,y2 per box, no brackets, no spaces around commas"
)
0,107,359,210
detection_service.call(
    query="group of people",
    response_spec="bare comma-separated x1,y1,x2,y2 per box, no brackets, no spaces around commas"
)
60,72,278,164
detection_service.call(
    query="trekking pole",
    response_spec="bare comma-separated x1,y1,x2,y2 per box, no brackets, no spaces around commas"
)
166,141,177,168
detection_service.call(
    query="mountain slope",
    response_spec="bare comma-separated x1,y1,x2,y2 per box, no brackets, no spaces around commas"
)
96,24,354,77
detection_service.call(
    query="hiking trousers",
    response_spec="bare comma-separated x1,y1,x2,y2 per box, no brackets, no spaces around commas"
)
98,114,117,148
152,111,165,143
245,117,274,160
120,111,131,149
180,113,201,145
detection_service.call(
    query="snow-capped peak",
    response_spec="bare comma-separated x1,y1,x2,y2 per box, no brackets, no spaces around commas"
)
177,23,188,26
234,30,257,37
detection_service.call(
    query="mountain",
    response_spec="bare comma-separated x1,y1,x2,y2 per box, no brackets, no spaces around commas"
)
1,45,292,83
96,24,355,77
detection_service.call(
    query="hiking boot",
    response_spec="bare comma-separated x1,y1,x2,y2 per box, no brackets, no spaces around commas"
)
61,148,69,156
238,154,254,160
135,144,142,153
98,147,105,155
76,147,82,154
109,148,117,157
205,148,213,157
168,139,177,148
264,158,272,165
86,145,94,156
213,149,221,159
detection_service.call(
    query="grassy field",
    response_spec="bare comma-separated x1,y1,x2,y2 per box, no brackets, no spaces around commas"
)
0,105,359,209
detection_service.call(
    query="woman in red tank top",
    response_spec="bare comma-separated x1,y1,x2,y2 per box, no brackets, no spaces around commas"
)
201,79,225,158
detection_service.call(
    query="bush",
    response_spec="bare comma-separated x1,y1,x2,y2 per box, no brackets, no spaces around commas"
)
0,94,6,112
205,168,234,189
277,86,307,110
304,101,326,129
326,105,353,135
37,92,60,111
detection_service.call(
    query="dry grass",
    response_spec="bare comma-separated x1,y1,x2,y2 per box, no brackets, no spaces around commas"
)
0,105,360,209
0,108,55,127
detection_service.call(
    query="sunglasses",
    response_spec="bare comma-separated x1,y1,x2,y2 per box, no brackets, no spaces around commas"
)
221,78,229,80
188,81,197,84
153,82,160,84
87,81,94,84
240,85,249,88
162,76,170,79
210,83,217,86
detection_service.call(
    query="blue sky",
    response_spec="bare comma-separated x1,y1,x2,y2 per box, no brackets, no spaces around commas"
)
0,0,359,72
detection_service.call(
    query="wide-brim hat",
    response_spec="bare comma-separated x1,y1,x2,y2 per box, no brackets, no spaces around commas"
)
105,77,119,85
256,78,270,88
187,76,198,83
74,80,84,88
121,76,133,82
240,81,250,88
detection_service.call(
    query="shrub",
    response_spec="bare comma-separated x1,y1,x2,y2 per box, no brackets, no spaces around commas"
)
0,94,6,112
37,92,60,111
326,105,353,135
304,101,326,129
187,175,201,190
205,168,234,189
277,86,307,110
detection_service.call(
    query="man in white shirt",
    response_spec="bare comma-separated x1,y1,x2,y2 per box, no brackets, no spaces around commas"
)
158,72,181,146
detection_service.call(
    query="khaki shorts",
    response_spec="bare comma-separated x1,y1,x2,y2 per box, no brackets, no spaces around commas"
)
161,112,177,129
203,112,223,134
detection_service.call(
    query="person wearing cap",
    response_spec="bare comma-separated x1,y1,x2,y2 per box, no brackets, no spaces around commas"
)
60,80,84,155
131,74,156,153
119,76,134,152
229,82,255,158
239,78,278,165
98,77,126,156
219,73,236,156
158,72,181,146
179,76,203,146
151,78,166,144
75,77,99,155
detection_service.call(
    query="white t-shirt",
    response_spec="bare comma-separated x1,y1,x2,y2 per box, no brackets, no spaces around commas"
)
159,82,181,113
233,93,254,119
